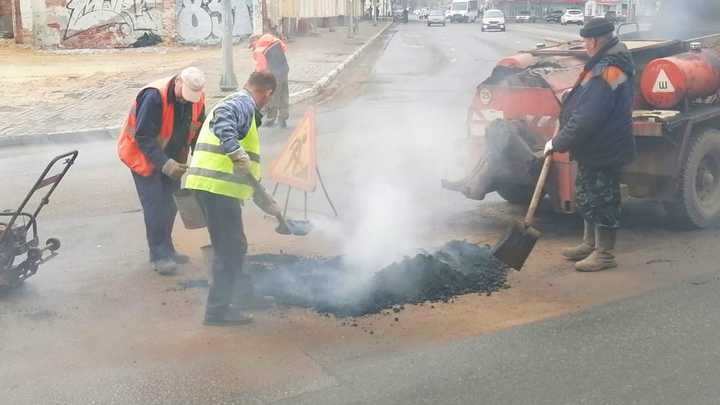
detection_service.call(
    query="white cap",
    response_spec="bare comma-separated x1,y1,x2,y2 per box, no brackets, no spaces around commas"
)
179,67,206,103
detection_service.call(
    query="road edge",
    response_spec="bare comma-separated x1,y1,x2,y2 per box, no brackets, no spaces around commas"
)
0,22,394,149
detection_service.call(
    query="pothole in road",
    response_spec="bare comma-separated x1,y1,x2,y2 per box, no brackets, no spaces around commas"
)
248,241,511,317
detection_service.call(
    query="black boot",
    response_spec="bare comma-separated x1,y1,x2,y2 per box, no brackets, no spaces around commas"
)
203,257,253,326
264,119,275,128
231,264,275,311
279,119,288,129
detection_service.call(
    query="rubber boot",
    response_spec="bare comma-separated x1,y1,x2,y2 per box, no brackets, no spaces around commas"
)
562,221,595,262
575,227,618,272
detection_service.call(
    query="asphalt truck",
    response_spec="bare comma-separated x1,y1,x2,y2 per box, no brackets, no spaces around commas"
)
442,0,720,229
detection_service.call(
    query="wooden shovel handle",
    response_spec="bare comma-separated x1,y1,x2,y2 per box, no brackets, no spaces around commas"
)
524,155,553,225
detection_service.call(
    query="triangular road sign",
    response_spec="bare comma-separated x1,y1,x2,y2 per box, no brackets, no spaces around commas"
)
269,108,318,192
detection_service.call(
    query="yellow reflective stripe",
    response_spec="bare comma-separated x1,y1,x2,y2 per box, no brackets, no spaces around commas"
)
191,149,233,172
187,96,260,200
187,167,244,183
185,172,254,198
194,143,260,163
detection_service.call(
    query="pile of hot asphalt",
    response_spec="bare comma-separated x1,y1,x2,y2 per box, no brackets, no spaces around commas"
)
248,241,511,317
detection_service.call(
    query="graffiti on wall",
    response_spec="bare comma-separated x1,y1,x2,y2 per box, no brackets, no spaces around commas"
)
64,0,161,40
177,0,252,42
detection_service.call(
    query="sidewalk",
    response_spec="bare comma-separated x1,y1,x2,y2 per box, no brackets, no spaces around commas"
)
0,21,390,142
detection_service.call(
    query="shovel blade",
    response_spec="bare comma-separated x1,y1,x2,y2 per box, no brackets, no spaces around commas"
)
275,218,313,236
492,220,541,270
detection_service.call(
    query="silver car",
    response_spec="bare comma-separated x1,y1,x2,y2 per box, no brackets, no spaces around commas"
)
427,9,447,26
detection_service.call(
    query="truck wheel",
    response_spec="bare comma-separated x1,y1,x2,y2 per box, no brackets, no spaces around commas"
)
665,128,720,228
497,184,534,205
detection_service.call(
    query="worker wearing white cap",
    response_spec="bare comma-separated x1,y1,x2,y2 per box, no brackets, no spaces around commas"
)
117,67,207,275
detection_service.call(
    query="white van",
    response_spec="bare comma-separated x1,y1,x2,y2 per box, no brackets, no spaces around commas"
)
450,0,479,23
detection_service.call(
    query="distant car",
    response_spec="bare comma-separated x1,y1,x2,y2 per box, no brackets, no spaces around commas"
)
561,8,584,25
515,10,533,23
427,9,447,26
393,9,408,23
482,9,506,32
544,10,563,23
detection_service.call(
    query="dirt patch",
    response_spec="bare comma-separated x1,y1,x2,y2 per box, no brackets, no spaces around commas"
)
248,241,511,317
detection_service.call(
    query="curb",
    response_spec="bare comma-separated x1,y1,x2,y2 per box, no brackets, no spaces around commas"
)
0,22,394,149
289,21,393,105
0,126,120,148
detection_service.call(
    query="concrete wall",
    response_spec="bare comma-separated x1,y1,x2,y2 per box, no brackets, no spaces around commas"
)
0,0,13,35
22,0,166,47
175,0,253,44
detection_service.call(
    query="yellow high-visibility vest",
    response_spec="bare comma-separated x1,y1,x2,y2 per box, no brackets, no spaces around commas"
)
184,99,260,200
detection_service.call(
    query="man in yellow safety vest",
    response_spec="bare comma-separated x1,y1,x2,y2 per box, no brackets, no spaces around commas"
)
185,71,281,326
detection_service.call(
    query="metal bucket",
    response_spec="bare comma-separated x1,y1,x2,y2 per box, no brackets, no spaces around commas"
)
173,189,206,229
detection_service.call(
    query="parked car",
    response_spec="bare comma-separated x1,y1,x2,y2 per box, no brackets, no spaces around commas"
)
544,10,563,23
561,8,584,25
427,9,447,26
515,10,533,23
481,9,506,32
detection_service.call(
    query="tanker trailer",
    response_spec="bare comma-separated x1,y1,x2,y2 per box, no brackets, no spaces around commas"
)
443,35,720,228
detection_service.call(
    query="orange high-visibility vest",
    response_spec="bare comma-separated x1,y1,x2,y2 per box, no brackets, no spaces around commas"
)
117,76,205,176
252,34,287,72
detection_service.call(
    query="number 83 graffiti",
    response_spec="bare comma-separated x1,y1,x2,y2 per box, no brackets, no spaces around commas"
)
177,0,253,42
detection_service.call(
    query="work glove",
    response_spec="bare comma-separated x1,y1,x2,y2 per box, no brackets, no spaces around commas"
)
253,192,282,217
544,139,554,156
161,159,187,180
228,148,251,176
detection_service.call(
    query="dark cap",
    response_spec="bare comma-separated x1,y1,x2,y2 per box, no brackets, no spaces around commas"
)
580,17,614,38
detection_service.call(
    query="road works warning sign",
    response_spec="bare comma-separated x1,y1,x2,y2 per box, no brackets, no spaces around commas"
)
652,69,675,93
269,108,318,192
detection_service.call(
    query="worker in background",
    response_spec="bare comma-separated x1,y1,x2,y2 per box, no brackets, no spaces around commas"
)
185,71,281,326
117,67,206,275
249,33,290,128
544,18,636,272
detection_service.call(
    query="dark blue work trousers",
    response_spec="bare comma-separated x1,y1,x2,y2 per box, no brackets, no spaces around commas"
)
195,190,248,311
132,170,180,262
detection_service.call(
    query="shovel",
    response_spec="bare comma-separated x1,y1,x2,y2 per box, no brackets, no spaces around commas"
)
492,154,552,270
243,175,313,236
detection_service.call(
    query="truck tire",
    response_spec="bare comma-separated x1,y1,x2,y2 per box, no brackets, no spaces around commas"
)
497,184,534,205
665,128,720,228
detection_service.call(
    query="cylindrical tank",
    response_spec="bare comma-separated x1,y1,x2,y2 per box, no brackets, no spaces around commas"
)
497,53,538,69
641,48,720,109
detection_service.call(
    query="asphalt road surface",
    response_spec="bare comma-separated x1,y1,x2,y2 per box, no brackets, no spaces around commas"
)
3,20,720,404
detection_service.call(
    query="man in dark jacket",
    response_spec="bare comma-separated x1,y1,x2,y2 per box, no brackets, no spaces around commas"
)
544,18,636,272
249,33,290,128
117,67,206,275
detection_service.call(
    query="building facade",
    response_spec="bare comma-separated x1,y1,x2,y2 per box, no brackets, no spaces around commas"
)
0,0,370,48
